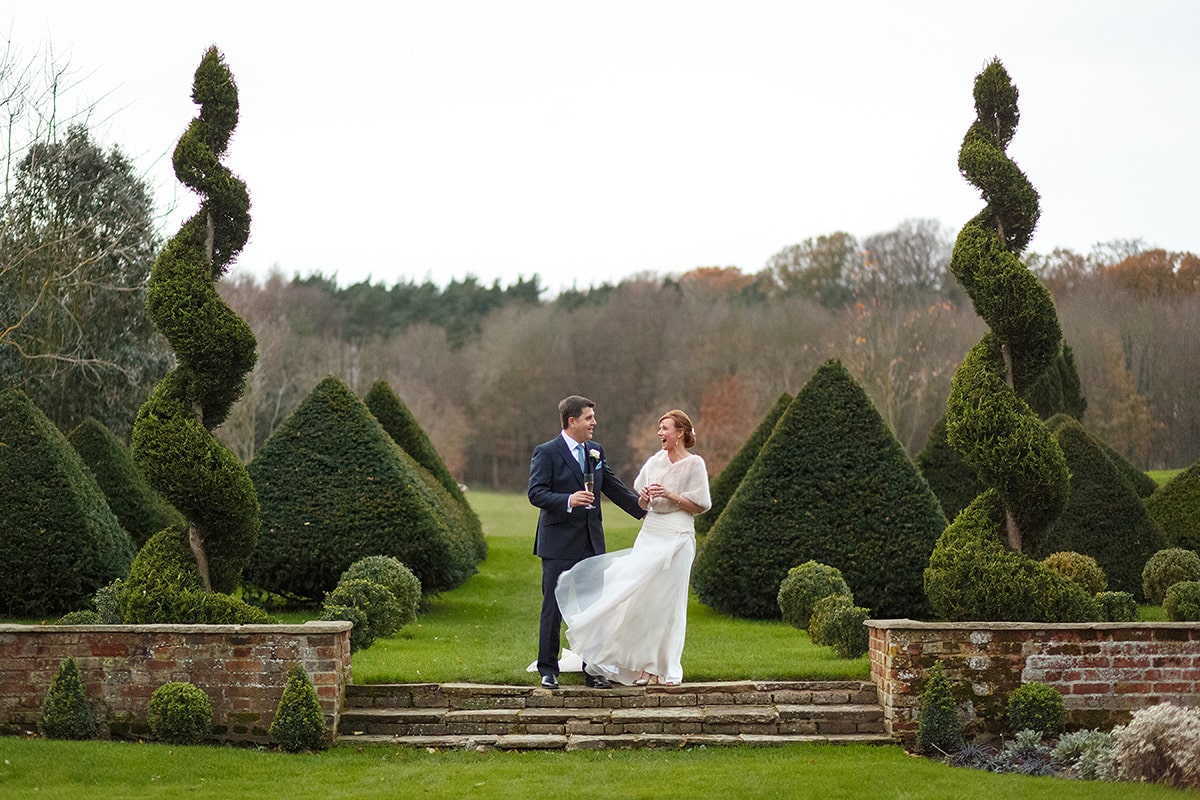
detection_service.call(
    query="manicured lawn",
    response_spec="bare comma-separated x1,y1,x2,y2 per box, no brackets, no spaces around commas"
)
1,736,1188,800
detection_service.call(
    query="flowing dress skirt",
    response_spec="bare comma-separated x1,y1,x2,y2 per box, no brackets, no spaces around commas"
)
555,509,695,685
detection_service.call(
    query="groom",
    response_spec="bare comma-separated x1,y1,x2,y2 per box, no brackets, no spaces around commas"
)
528,395,644,689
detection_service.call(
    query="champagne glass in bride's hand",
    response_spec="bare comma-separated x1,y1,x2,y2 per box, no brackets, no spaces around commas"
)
583,472,595,508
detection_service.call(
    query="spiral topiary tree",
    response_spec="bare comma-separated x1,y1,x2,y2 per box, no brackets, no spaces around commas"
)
126,47,261,619
924,59,1095,621
695,392,791,536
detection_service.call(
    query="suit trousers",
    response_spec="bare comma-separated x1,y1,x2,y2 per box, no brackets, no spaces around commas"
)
538,548,594,678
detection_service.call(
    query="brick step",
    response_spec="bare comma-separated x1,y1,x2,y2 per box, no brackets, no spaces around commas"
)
338,680,894,750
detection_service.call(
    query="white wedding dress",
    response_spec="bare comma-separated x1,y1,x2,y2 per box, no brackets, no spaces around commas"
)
555,451,711,685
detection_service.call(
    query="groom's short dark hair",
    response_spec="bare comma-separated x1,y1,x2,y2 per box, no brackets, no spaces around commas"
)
559,395,594,429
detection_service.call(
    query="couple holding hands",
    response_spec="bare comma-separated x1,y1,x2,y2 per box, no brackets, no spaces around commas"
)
528,395,711,689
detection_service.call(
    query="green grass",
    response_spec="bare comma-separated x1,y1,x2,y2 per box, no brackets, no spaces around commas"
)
1147,468,1182,486
351,491,866,684
1,737,1187,800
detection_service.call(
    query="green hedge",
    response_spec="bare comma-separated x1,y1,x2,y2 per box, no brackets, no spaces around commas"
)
1033,415,1165,598
695,392,791,536
692,360,946,619
1144,461,1200,552
67,417,184,547
248,376,475,601
0,389,136,616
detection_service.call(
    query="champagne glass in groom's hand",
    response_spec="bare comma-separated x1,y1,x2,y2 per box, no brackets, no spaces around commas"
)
583,471,595,508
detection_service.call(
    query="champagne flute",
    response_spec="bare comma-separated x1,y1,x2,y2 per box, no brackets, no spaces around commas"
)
583,472,595,508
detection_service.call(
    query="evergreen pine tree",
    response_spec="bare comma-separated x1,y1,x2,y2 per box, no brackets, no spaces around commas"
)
692,360,945,619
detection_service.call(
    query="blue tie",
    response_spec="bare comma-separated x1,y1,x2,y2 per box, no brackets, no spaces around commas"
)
576,444,586,473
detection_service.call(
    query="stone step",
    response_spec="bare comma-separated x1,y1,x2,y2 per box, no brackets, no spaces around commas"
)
337,680,894,749
344,680,879,710
339,731,897,751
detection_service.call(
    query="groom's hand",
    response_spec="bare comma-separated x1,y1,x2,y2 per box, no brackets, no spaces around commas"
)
570,490,594,508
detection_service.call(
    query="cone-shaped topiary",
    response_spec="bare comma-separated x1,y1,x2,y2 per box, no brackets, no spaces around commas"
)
696,392,791,535
1145,461,1200,552
914,415,984,524
0,389,136,616
915,660,964,755
269,664,329,752
364,380,487,563
67,417,184,547
1033,415,1165,598
927,59,1094,622
37,657,97,740
128,47,260,620
692,360,946,619
248,376,475,601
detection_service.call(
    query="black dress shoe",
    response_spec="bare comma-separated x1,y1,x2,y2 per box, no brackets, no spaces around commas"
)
540,674,559,689
584,674,612,689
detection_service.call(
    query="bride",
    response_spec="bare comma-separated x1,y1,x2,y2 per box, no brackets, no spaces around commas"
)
555,409,711,686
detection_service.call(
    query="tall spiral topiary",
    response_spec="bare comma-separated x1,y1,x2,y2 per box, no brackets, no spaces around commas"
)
925,59,1096,622
127,47,260,612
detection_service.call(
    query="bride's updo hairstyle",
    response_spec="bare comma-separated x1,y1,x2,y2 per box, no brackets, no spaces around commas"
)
661,409,696,449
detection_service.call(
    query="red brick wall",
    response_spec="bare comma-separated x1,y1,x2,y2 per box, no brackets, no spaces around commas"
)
866,620,1200,744
0,622,352,743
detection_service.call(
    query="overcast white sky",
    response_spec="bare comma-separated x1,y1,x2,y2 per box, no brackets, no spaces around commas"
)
7,1,1198,294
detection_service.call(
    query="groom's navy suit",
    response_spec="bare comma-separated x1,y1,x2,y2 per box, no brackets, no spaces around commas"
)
529,434,643,679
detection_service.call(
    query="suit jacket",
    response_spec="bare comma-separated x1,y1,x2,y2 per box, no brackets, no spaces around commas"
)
528,435,644,560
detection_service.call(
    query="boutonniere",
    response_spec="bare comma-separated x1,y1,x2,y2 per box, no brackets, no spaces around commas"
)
588,448,601,462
